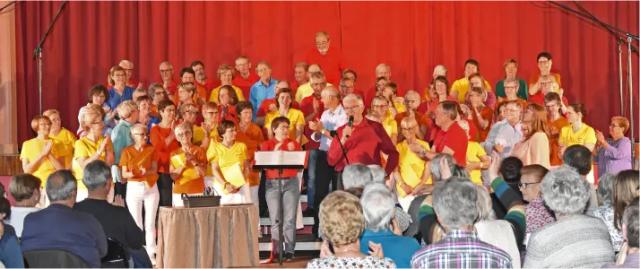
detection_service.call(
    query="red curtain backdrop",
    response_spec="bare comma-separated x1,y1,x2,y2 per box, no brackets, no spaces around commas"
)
15,1,639,144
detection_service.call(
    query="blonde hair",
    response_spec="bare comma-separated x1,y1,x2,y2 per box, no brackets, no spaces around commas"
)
116,100,137,119
81,110,102,132
319,191,364,247
42,109,60,119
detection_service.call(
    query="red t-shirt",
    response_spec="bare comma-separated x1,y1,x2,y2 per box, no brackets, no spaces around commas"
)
259,138,302,179
256,99,300,117
529,91,569,106
232,72,259,99
305,48,344,86
432,122,468,166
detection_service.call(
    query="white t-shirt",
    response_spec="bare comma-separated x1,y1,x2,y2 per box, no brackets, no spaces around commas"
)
6,206,40,237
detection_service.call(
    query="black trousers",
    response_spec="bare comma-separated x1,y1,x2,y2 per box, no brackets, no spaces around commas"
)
312,150,336,236
157,173,173,207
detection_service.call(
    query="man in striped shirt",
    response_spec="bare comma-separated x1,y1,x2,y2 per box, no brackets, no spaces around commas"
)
411,178,513,269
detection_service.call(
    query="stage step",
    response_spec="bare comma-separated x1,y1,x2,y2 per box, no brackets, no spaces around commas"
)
259,234,322,252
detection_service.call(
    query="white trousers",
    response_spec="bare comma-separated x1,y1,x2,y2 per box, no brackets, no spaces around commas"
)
126,182,160,259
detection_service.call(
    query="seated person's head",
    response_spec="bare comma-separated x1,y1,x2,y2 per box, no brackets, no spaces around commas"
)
342,164,373,190
475,185,496,221
46,170,78,205
82,160,112,197
367,165,385,184
319,191,364,247
540,166,591,216
613,170,640,230
360,183,395,232
519,164,548,202
623,198,639,249
499,157,523,184
596,173,615,206
9,174,41,207
429,153,468,182
433,177,478,230
562,145,592,176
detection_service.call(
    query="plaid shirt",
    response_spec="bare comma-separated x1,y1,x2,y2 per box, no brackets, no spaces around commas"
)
411,229,513,269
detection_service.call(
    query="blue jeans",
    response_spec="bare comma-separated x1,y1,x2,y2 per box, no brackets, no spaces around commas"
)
306,149,322,210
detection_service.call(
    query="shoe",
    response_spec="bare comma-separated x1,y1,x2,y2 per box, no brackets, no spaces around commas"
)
284,252,295,262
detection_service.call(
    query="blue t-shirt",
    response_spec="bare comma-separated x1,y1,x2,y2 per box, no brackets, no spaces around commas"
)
359,228,421,268
107,86,134,111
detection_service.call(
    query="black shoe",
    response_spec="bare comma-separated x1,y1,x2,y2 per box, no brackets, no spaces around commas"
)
284,252,295,262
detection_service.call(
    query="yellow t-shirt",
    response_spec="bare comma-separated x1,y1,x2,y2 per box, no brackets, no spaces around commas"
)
20,138,64,185
295,82,333,103
381,114,398,140
192,125,206,146
466,141,487,185
450,77,493,103
206,142,248,188
169,146,206,194
559,124,597,147
265,109,306,141
396,139,432,198
49,128,77,168
392,100,406,114
72,136,112,190
209,85,246,103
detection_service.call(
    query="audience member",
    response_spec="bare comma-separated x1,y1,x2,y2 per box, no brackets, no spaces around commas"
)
562,144,599,213
411,177,512,269
524,166,614,268
474,185,521,268
0,196,24,268
307,191,395,269
6,174,41,237
74,160,149,266
612,170,640,240
21,170,107,268
607,198,639,268
359,183,420,268
591,173,623,252
519,165,554,235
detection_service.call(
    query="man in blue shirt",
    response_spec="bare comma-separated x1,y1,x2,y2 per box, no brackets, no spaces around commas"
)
21,170,107,268
359,183,420,268
249,61,278,119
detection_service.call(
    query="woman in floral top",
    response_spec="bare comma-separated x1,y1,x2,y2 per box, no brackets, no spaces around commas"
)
306,191,395,269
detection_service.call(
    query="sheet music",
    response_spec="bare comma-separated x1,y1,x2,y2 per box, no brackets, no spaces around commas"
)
254,151,307,166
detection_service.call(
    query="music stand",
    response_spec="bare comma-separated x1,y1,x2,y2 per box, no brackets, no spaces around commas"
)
254,151,307,265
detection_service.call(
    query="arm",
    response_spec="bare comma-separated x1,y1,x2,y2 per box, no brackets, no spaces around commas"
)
603,138,632,160
377,125,400,175
295,123,304,144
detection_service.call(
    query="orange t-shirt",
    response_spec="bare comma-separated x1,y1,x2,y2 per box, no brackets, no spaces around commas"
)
119,145,159,187
470,106,494,142
236,123,265,186
548,117,570,166
150,125,180,173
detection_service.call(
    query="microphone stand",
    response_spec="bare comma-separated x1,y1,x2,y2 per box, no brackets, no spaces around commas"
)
33,1,68,113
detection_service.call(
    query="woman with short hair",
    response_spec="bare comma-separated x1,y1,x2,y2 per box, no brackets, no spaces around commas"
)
207,120,251,205
120,123,159,260
264,88,305,144
20,115,64,190
169,122,207,207
524,166,614,268
307,191,395,268
595,116,633,177
43,109,76,169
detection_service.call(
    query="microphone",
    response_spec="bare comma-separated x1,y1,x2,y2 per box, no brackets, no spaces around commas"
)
348,116,354,127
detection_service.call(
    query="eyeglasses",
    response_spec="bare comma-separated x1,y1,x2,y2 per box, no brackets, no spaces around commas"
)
401,126,416,131
160,69,173,73
518,182,540,189
343,105,361,111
